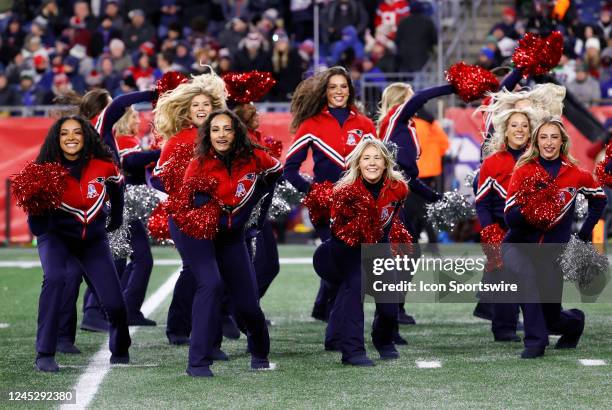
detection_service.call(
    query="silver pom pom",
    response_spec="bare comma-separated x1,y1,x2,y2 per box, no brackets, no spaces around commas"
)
426,190,475,232
574,193,588,219
384,140,399,161
464,169,477,188
559,235,609,287
124,185,162,223
107,209,132,259
246,194,268,229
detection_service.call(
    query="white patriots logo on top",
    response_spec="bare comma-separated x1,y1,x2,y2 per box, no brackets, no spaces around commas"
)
235,173,256,198
346,129,363,146
86,177,105,198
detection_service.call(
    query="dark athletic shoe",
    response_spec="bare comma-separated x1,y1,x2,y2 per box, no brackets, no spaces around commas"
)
186,366,213,377
342,355,375,367
110,353,130,364
35,355,59,373
520,347,545,359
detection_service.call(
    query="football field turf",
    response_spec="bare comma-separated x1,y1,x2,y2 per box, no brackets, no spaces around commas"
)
1,245,612,409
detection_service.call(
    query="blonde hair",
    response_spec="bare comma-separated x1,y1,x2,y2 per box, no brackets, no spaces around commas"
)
515,116,577,168
478,83,565,139
482,108,535,157
336,139,406,190
377,82,414,132
153,72,227,140
113,106,137,136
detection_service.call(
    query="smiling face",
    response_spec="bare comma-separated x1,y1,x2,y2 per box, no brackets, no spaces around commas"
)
210,114,235,155
505,112,530,150
326,74,350,109
59,119,84,160
359,144,386,184
537,123,563,161
189,94,213,127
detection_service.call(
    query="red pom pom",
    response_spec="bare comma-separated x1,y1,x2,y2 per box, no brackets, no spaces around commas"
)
222,71,276,104
159,142,195,195
512,31,563,77
480,223,507,271
148,202,171,241
302,181,334,225
11,162,69,215
389,217,414,256
446,62,499,102
515,166,564,230
154,71,189,107
263,136,283,159
331,184,383,247
605,141,612,158
595,158,612,187
166,176,221,240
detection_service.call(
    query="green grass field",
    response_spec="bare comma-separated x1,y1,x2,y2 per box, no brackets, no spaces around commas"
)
1,245,612,409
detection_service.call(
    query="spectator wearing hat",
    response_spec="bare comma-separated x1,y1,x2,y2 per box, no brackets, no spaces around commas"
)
255,8,279,42
0,72,19,106
234,31,273,73
216,47,233,77
90,15,122,58
51,72,72,99
477,47,496,70
322,0,369,45
103,0,124,32
1,18,25,66
123,9,156,53
62,54,87,94
16,70,53,106
567,63,602,106
329,25,365,67
584,37,602,79
69,44,94,79
395,1,437,72
173,40,195,72
489,7,519,40
270,30,304,101
159,0,181,39
109,39,132,73
219,17,249,56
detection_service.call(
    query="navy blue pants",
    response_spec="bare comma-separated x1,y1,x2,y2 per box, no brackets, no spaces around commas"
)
169,219,269,369
246,220,280,298
313,224,339,319
314,238,397,360
57,258,82,344
83,220,154,318
36,232,130,355
502,243,584,349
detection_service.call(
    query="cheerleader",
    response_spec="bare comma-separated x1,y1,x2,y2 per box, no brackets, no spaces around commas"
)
25,116,130,372
284,66,376,349
503,117,607,358
150,72,227,346
173,109,282,376
313,138,408,366
475,108,535,341
234,102,281,299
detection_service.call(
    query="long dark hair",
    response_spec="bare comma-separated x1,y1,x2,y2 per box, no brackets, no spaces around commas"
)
196,109,260,163
290,66,356,132
36,115,114,166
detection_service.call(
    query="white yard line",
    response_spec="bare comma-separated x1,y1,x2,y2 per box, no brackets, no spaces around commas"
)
416,360,442,369
579,359,607,366
61,269,180,409
0,258,313,269
0,323,9,328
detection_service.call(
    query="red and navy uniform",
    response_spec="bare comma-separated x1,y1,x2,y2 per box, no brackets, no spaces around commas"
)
28,158,130,358
315,177,408,362
284,106,376,329
91,90,156,162
474,147,524,339
284,106,376,193
116,134,161,185
475,147,525,229
150,126,197,194
171,148,281,373
379,85,454,202
503,156,607,352
505,157,607,244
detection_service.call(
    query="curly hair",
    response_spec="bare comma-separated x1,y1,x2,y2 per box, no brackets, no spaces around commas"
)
196,109,262,163
36,115,114,166
290,66,356,132
154,71,227,140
